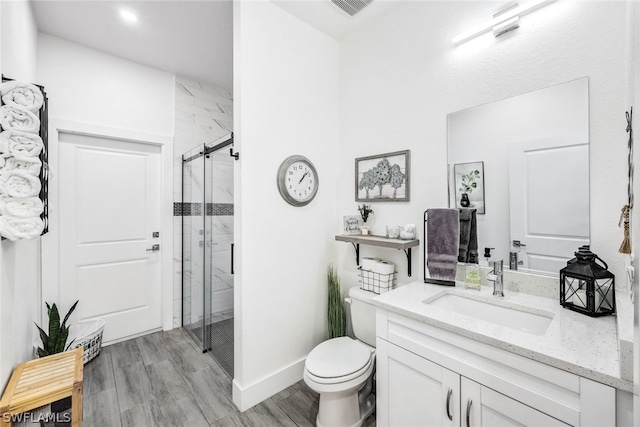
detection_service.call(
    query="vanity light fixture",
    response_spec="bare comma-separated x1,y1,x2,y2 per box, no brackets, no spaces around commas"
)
452,0,556,45
119,9,139,23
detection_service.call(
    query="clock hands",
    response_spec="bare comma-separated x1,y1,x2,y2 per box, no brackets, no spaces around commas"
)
298,171,310,184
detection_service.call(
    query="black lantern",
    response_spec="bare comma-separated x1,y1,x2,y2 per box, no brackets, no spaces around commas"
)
560,245,615,316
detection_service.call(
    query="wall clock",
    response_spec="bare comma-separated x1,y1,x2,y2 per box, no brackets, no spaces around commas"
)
277,155,319,207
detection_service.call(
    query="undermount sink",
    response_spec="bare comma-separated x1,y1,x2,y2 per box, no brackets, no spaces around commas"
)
424,292,554,335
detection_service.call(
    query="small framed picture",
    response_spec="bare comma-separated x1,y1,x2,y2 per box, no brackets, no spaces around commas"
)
355,150,410,202
453,161,485,214
343,215,363,235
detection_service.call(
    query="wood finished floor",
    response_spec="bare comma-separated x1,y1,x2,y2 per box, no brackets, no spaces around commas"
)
84,328,376,427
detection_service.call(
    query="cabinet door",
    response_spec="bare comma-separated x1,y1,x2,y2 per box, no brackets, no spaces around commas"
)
377,339,459,427
461,377,569,427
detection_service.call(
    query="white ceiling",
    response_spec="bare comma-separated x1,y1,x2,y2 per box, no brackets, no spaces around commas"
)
29,0,399,90
31,0,233,90
272,0,401,40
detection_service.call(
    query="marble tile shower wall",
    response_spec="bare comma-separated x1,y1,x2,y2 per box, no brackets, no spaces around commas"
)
174,76,233,328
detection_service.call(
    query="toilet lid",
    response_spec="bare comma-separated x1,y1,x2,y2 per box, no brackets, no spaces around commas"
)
306,337,372,379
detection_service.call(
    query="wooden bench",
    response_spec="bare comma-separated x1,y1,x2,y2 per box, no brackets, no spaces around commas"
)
0,348,83,426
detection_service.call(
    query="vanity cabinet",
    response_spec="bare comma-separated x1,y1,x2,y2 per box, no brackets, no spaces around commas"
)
377,339,459,427
461,376,566,427
376,309,616,427
377,339,566,427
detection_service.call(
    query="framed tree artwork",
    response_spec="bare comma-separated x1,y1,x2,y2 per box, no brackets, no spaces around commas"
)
453,161,485,214
355,150,410,202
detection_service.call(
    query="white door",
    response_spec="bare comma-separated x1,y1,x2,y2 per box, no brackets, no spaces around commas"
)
461,377,568,427
509,136,589,273
377,339,459,427
59,132,162,343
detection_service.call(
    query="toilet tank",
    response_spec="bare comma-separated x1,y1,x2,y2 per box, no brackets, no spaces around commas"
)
348,287,377,347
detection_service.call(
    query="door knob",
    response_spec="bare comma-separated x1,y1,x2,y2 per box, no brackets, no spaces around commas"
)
146,244,160,251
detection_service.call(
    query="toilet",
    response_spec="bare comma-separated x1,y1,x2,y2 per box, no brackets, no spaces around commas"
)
304,287,377,427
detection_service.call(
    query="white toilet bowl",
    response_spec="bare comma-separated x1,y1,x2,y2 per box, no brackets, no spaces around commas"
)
303,336,376,427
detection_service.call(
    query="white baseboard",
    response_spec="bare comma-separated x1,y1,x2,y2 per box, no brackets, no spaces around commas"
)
102,327,163,346
232,356,306,412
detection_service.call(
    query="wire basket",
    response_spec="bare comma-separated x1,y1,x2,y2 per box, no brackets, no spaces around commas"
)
358,267,397,294
33,318,105,364
70,319,105,363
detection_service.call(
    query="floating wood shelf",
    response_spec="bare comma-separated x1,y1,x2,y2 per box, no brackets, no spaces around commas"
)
335,235,420,277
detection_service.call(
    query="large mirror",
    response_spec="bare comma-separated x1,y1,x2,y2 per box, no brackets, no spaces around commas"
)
447,78,589,275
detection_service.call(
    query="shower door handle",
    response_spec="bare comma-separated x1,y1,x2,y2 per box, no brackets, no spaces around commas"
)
231,243,235,275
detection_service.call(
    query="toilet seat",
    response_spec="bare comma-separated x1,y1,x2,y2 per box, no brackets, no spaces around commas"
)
305,337,374,385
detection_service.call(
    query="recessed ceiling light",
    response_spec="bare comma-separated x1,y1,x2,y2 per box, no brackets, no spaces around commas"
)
119,10,139,23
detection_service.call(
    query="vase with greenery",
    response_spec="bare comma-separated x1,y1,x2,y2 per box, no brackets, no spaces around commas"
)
357,204,374,235
327,264,345,339
458,169,480,207
35,300,79,358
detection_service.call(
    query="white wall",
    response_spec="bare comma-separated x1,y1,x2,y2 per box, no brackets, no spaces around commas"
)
630,0,640,423
0,0,42,387
37,34,176,334
338,1,629,289
38,34,174,135
233,0,340,410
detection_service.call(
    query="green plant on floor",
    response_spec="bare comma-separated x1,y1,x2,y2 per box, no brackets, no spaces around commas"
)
327,264,345,339
34,300,79,357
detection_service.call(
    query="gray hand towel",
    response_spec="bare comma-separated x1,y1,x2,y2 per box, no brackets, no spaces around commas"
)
458,208,478,263
426,209,460,284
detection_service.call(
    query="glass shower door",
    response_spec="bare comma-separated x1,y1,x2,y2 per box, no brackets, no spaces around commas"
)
182,144,210,350
204,140,234,376
182,134,234,377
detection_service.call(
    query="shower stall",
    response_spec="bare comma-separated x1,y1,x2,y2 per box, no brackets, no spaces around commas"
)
182,133,235,377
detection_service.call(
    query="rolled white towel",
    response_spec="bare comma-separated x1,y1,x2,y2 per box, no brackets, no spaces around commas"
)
0,170,41,198
0,216,44,240
0,130,44,158
0,105,40,133
0,196,43,218
1,155,42,176
0,81,44,113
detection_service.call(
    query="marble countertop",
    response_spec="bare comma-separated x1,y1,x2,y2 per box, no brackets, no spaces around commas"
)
372,281,633,392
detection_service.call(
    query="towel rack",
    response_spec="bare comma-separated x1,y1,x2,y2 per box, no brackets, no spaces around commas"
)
1,74,49,237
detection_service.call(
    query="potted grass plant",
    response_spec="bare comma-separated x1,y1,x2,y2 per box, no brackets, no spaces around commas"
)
327,264,345,339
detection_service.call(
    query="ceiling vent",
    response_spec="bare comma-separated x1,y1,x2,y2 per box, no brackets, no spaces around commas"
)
331,0,373,17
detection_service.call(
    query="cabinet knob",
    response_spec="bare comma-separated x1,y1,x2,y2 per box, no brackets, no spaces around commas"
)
446,388,453,421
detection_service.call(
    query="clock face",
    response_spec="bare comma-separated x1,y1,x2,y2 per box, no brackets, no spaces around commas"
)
277,156,319,206
285,161,316,202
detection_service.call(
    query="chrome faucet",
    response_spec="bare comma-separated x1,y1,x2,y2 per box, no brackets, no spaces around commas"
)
487,260,504,297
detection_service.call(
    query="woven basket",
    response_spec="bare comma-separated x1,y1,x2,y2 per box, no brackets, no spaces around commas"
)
34,318,105,364
69,319,105,363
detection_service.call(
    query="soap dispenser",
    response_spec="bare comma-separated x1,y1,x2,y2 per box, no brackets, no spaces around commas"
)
465,253,481,290
481,247,494,267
